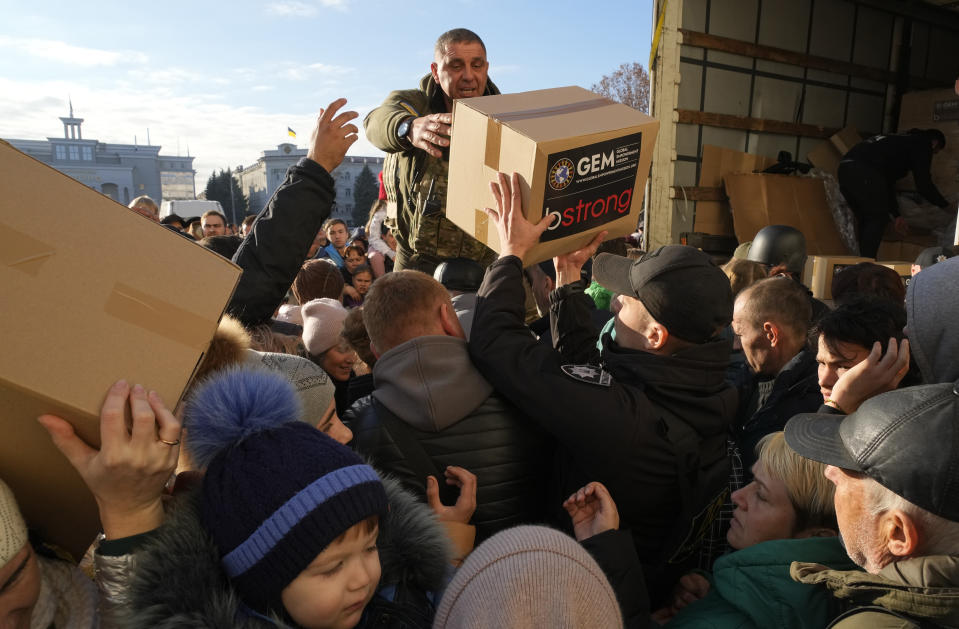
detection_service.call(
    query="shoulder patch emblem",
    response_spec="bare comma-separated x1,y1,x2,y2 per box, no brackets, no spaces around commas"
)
561,364,612,387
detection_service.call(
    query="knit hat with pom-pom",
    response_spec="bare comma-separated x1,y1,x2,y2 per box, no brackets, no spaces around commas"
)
184,366,387,616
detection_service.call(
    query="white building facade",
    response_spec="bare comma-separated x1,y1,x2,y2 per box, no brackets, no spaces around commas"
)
4,106,195,205
236,143,383,226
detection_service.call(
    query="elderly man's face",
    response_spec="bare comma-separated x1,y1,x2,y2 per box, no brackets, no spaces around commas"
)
431,40,488,105
824,465,889,573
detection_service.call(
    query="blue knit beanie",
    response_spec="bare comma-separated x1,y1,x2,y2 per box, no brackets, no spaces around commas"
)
185,366,388,615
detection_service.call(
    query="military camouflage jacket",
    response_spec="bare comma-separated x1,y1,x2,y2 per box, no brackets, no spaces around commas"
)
364,73,499,272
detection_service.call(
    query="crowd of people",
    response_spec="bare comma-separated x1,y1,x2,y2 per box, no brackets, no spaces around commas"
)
4,27,959,629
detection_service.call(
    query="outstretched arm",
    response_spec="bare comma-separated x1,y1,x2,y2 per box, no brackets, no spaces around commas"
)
227,99,357,327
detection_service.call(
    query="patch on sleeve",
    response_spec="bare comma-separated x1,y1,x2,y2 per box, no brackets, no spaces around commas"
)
561,364,612,387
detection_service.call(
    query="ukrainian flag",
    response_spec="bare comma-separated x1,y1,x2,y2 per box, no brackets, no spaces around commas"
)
287,127,296,138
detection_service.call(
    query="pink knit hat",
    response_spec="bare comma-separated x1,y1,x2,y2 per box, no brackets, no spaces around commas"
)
301,298,349,356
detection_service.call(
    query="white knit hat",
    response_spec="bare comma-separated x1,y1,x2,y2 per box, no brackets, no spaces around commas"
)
0,478,28,566
301,298,349,356
433,525,623,628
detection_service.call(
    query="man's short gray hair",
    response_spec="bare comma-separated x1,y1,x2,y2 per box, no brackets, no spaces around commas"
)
435,28,486,56
865,476,959,557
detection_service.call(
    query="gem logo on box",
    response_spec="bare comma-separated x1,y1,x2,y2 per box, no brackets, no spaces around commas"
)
540,132,643,243
549,158,575,191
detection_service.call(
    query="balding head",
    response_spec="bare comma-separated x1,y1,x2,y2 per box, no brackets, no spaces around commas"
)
733,277,811,375
362,271,464,355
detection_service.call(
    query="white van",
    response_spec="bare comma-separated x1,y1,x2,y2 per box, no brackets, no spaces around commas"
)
160,199,224,219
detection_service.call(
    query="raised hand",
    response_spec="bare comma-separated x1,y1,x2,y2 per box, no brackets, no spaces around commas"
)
38,380,181,539
307,98,359,173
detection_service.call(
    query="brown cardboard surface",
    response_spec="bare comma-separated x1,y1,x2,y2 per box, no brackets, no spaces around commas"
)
897,88,959,197
446,86,658,266
876,237,934,262
692,145,775,237
724,173,848,255
803,255,874,300
0,140,241,559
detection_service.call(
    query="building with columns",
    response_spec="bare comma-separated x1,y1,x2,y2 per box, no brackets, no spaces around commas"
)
236,143,383,226
3,105,195,205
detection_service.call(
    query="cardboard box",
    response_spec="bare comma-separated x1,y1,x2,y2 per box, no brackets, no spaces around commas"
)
692,145,775,237
876,235,936,262
803,255,874,300
724,173,849,255
446,86,658,266
0,140,241,559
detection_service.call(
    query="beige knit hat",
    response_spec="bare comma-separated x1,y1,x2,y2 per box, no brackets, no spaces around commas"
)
433,525,623,628
0,478,28,566
243,349,335,421
301,298,349,356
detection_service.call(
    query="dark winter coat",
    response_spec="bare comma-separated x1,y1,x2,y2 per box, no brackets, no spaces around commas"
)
118,476,451,628
469,257,739,604
731,348,822,473
226,158,335,328
346,335,551,542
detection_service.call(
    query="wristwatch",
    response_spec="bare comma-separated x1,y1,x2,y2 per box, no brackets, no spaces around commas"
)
396,116,414,141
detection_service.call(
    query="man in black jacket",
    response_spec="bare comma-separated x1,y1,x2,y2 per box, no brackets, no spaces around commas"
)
469,172,738,604
345,270,550,542
225,99,357,330
839,129,949,258
730,276,821,474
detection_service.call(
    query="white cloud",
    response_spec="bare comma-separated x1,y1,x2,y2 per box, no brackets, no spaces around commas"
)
281,62,352,81
0,77,383,199
0,36,148,67
266,1,317,17
265,0,349,16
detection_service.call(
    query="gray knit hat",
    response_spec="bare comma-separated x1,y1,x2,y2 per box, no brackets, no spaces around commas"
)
433,525,623,628
0,478,28,567
243,349,335,422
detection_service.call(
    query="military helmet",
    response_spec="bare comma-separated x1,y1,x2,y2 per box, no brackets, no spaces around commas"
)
747,225,807,275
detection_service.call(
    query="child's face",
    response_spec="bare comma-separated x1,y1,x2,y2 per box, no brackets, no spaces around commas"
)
281,520,381,629
353,272,372,295
344,252,364,273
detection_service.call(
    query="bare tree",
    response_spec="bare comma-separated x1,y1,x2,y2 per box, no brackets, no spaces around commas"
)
591,62,650,113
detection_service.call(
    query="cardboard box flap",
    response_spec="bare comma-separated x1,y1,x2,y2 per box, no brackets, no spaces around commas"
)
0,139,241,559
725,173,848,256
459,86,652,142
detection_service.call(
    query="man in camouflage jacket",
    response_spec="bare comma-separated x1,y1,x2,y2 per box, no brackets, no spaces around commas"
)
364,28,499,274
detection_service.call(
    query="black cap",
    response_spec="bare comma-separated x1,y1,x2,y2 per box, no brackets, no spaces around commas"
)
592,245,733,343
785,381,959,522
433,257,485,292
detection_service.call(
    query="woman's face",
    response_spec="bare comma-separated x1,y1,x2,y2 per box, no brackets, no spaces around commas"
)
321,342,356,382
344,251,365,274
726,463,798,550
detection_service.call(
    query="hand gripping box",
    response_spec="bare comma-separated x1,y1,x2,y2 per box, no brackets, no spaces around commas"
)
0,140,240,559
446,86,658,266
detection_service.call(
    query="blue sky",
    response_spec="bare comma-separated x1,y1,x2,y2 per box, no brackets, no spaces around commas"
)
0,0,653,186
